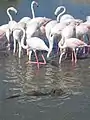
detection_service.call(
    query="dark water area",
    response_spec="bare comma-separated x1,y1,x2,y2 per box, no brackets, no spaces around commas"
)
0,0,90,120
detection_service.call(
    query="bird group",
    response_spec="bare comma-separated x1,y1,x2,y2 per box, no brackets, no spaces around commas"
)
0,1,90,69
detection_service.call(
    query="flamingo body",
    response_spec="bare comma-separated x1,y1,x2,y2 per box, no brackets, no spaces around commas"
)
58,38,88,64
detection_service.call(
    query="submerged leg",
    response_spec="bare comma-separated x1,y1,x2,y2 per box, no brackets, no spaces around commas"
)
26,50,32,64
34,51,39,69
71,51,74,62
59,51,65,64
73,49,77,63
13,38,16,54
18,42,22,58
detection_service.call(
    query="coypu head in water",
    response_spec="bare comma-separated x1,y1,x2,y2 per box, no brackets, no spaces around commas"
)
50,88,64,96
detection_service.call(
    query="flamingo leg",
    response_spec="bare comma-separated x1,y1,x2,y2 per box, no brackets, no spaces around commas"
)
57,47,60,55
59,51,65,64
26,45,30,56
18,42,22,58
73,50,77,63
26,51,32,64
26,51,39,65
26,51,46,68
27,49,29,56
13,38,16,54
39,54,46,65
71,51,74,62
34,51,39,69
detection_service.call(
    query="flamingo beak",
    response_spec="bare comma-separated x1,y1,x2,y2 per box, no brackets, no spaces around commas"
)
37,4,39,7
36,2,39,7
54,14,57,17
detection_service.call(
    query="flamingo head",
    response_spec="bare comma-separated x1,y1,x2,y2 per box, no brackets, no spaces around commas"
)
32,1,39,7
54,6,66,17
9,7,17,14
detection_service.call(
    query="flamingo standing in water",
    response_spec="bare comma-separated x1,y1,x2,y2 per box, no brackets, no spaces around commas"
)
12,1,39,58
58,37,88,64
6,7,17,48
45,5,76,58
0,7,17,50
20,27,49,69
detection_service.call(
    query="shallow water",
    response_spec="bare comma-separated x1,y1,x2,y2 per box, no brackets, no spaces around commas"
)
0,0,90,120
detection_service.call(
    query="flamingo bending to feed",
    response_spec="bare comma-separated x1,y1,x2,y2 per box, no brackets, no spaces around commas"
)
47,21,76,58
45,6,75,58
12,26,26,58
58,37,88,64
21,35,49,69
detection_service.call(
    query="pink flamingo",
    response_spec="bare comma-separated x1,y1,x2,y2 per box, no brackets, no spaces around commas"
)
58,37,88,64
20,28,49,69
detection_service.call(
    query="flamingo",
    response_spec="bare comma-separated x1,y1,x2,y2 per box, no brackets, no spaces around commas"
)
46,20,77,58
26,17,51,39
19,1,38,24
12,1,39,58
12,25,26,58
54,6,74,23
0,7,17,50
7,6,17,31
46,22,69,58
0,7,17,38
45,5,76,58
76,23,89,41
6,7,17,48
20,28,49,69
48,18,85,57
58,37,88,64
12,17,51,58
57,21,90,62
61,21,76,39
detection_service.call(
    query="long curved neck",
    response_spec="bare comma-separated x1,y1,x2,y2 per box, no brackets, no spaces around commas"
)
31,2,35,18
7,8,13,21
19,27,28,49
57,6,66,22
59,36,66,48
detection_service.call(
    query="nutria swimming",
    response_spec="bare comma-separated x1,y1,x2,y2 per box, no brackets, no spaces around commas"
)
6,88,65,99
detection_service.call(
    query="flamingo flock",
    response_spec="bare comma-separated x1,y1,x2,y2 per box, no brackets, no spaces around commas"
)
0,1,90,69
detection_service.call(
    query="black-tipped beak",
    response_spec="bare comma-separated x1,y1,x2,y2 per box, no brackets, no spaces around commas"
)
54,14,57,17
37,4,39,7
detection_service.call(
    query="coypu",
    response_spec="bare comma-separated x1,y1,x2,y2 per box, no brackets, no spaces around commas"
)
6,88,65,99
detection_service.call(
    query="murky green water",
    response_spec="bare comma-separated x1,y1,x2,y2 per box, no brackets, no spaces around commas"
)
0,0,90,120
